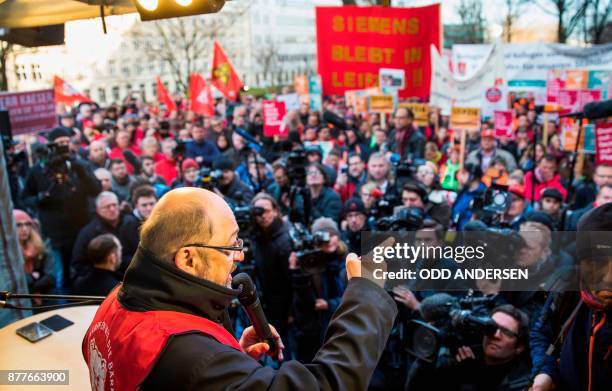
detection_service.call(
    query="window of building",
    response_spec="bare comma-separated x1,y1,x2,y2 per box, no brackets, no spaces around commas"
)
98,87,106,103
152,82,157,97
112,86,120,102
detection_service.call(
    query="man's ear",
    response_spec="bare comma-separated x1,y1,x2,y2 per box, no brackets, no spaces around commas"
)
174,248,197,276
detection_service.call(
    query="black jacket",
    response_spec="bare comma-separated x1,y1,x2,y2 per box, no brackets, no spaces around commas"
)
253,219,293,331
116,246,397,390
388,126,425,161
22,157,101,247
219,176,254,207
70,213,139,280
72,267,120,296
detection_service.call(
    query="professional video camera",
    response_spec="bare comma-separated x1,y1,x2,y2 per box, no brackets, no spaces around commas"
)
286,148,308,188
289,222,332,274
39,142,72,177
195,167,223,190
369,193,399,220
404,293,499,363
389,154,425,188
375,206,424,231
470,183,512,227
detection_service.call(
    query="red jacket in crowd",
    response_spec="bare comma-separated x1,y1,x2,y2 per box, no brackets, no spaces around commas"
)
155,156,178,186
523,171,567,202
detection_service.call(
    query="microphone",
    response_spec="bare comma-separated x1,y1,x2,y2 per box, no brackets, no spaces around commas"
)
419,293,458,323
234,127,263,152
323,110,348,130
558,99,612,120
231,273,277,357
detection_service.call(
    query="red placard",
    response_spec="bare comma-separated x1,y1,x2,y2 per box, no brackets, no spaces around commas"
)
596,122,612,164
546,70,565,104
578,89,601,111
263,100,287,137
0,89,56,136
316,5,441,99
494,110,514,138
558,89,579,112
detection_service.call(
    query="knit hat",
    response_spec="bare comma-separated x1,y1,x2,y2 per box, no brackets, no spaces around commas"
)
181,158,199,172
13,209,33,224
576,203,612,263
541,188,563,203
212,155,234,171
47,127,72,142
311,217,340,237
343,198,366,217
525,211,555,232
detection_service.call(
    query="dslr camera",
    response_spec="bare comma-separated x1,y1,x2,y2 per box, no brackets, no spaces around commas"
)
289,222,332,274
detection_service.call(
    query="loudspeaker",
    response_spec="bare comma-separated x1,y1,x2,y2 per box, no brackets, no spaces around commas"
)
0,109,13,151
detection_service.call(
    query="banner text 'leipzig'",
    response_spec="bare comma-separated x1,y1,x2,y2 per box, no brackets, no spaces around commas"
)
316,5,441,99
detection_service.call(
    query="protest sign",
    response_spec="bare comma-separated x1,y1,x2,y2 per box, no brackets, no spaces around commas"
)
583,124,596,154
309,75,323,111
294,75,309,95
277,93,301,111
578,89,602,111
494,110,514,138
430,43,506,116
262,100,287,137
596,122,612,164
379,68,405,89
558,89,579,112
316,4,441,99
0,89,56,136
450,107,481,131
452,43,612,91
369,95,395,113
588,70,611,99
398,102,429,126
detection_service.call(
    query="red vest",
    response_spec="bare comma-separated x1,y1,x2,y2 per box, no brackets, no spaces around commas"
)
82,287,242,391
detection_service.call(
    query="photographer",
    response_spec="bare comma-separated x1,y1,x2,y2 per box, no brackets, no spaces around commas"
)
406,305,531,391
452,163,487,230
251,193,293,350
22,127,102,287
341,198,370,254
289,217,348,362
212,155,254,206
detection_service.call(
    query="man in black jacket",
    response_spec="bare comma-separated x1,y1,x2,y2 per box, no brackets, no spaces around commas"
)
213,155,254,206
22,127,102,287
70,191,139,281
83,187,397,390
388,107,425,162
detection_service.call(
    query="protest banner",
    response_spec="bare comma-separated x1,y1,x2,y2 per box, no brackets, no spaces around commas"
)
452,43,612,91
430,43,506,116
369,95,394,113
596,122,612,164
494,110,514,138
588,70,611,99
546,70,566,104
316,4,441,99
558,89,580,112
379,68,405,89
262,100,287,137
398,102,429,126
309,75,323,111
450,107,481,131
583,124,596,154
561,118,588,152
277,93,301,111
0,89,56,136
578,89,602,111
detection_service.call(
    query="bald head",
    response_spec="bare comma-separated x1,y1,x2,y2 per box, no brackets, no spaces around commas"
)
140,188,238,263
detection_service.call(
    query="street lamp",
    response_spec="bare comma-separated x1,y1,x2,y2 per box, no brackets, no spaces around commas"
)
132,0,225,21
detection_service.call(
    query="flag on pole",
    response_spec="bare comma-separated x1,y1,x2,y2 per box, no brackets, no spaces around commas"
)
210,41,243,101
156,76,176,112
54,76,91,105
189,73,215,116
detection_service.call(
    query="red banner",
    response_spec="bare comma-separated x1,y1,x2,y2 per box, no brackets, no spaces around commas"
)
558,89,579,112
0,89,56,135
316,5,441,99
210,41,243,101
263,100,287,137
494,110,514,138
596,122,612,164
578,89,601,111
54,76,91,106
189,73,215,116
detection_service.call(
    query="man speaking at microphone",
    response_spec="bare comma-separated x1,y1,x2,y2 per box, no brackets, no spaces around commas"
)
82,187,397,390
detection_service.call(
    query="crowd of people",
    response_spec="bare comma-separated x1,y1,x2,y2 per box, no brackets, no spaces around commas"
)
5,90,611,391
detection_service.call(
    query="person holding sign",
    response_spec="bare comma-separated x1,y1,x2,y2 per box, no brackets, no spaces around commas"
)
388,107,425,162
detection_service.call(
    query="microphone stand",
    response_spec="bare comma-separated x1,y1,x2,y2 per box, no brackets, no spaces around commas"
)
0,292,105,311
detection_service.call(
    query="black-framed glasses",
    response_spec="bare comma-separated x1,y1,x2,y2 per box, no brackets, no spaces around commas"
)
183,238,244,256
495,326,519,339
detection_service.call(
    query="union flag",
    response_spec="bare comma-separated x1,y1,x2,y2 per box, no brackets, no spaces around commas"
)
210,41,243,101
156,76,177,112
189,73,215,116
54,76,91,105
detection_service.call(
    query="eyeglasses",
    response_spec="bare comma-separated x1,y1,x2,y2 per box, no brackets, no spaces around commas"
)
183,238,244,257
494,325,519,339
307,170,322,176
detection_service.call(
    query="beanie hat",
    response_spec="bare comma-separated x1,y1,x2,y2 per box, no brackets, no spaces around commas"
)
212,155,234,171
343,198,367,217
311,217,340,237
47,127,72,142
181,158,199,172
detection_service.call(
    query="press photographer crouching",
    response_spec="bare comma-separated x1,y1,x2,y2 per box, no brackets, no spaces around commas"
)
405,304,531,391
289,217,348,362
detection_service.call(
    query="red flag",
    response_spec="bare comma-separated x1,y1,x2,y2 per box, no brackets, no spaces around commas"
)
54,76,91,105
156,77,176,112
189,73,215,116
210,41,243,101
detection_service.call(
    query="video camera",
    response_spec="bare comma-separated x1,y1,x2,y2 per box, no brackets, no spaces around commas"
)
405,293,499,363
289,222,332,274
40,142,71,177
286,148,308,188
470,183,512,227
375,206,424,231
195,167,223,191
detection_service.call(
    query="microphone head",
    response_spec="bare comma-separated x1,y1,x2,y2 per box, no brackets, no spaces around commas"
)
419,293,458,323
584,99,612,121
231,272,257,305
